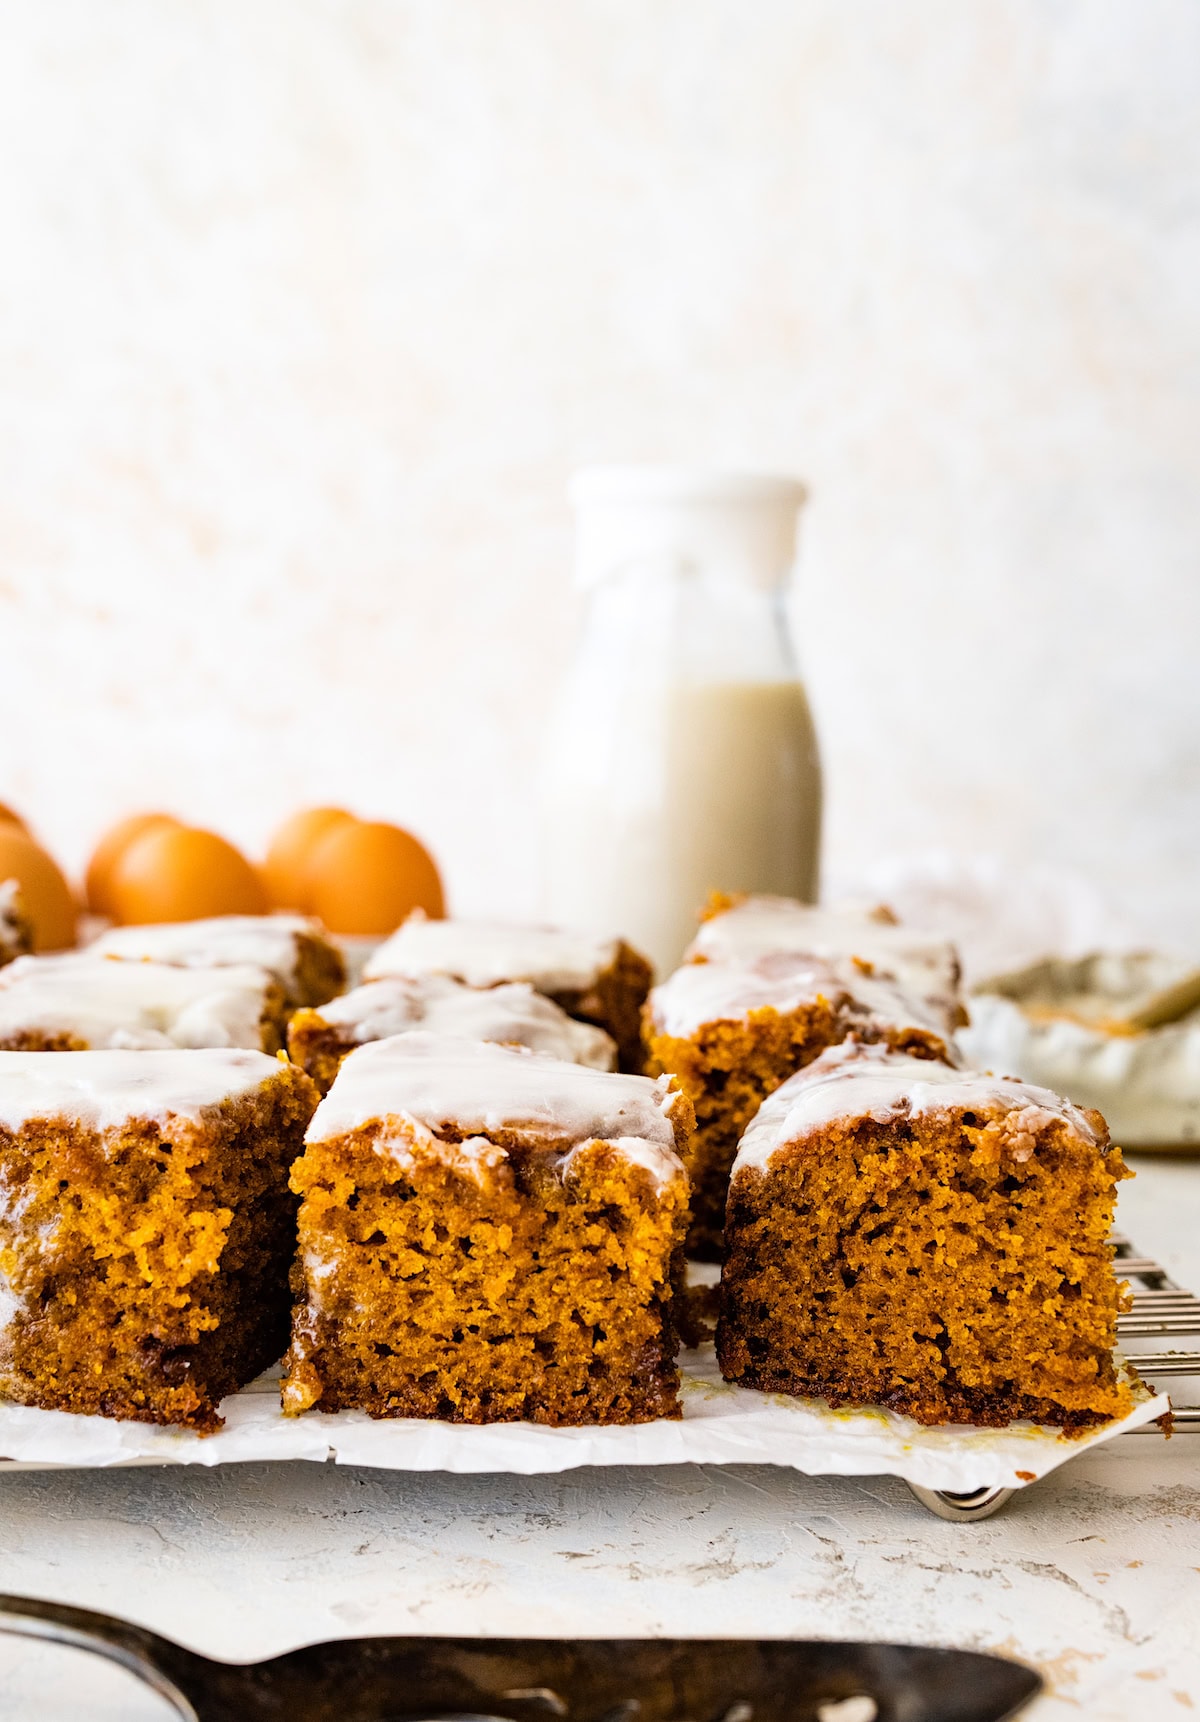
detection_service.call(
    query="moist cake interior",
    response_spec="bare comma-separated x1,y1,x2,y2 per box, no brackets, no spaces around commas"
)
285,1129,688,1424
0,1056,318,1431
718,1049,1132,1429
282,1032,692,1425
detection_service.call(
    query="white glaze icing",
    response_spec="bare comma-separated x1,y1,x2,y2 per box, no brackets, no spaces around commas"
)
0,953,277,1050
686,897,960,1002
0,1046,283,1134
733,1040,1101,1174
91,915,329,995
307,1031,685,1186
649,951,953,1043
311,974,616,1069
363,911,622,994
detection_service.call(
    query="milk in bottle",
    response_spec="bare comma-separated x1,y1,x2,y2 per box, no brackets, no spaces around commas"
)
540,467,822,974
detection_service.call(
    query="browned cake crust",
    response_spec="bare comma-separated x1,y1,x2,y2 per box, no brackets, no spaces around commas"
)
0,1061,319,1431
283,1116,692,1426
717,1056,1132,1430
0,1030,89,1051
0,885,33,969
286,1008,351,1093
290,932,347,1009
551,939,654,1073
647,1001,839,1257
256,981,291,1053
646,980,951,1259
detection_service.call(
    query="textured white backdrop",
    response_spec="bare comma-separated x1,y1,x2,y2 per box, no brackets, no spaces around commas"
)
0,2,1197,946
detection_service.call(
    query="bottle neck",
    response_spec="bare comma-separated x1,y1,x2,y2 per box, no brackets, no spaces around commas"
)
570,468,806,593
579,558,800,686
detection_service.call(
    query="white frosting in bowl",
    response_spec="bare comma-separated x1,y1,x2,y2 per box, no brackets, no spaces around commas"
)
961,988,1200,1147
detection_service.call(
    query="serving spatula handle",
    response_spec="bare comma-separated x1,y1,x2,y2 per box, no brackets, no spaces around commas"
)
0,1592,202,1720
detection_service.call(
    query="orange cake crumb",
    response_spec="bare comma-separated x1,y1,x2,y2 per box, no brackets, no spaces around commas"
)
283,1032,692,1424
0,1049,319,1431
717,1041,1133,1430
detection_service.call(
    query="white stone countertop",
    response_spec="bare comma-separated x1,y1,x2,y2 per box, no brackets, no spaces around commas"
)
2,1158,1197,1722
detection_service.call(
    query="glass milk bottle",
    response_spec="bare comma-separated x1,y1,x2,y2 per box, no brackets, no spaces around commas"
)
540,466,822,975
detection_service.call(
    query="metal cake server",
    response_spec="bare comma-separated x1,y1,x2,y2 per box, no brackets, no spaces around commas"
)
0,1594,1040,1722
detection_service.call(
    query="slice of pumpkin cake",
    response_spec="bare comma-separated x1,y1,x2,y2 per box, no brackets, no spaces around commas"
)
717,1040,1133,1429
282,1031,692,1425
0,1048,319,1431
644,952,956,1257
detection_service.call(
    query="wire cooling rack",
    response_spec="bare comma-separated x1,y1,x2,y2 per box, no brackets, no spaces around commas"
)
1114,1232,1200,1433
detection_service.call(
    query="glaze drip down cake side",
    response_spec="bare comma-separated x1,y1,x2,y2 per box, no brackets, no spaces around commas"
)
363,912,653,1071
717,1041,1133,1429
0,1049,319,1431
282,1031,693,1425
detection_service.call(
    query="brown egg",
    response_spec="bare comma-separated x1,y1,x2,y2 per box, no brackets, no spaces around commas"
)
0,825,78,950
306,820,444,936
85,812,182,918
0,802,28,830
263,807,357,911
108,825,268,925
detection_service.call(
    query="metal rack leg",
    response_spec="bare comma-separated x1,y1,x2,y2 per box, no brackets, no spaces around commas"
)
906,1483,1016,1521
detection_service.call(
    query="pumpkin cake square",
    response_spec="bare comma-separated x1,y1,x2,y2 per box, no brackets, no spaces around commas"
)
362,912,653,1070
288,971,616,1093
644,952,957,1257
717,1041,1133,1430
0,952,289,1052
0,1048,319,1431
91,914,346,1010
282,1031,693,1425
